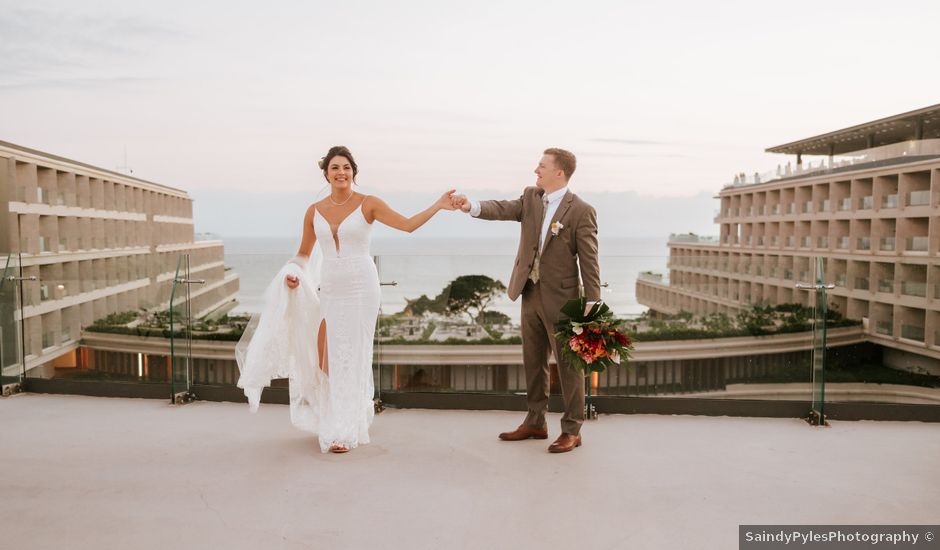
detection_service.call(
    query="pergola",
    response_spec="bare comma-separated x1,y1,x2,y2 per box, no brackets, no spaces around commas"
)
765,103,940,165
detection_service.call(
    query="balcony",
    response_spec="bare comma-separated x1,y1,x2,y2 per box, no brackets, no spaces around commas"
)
857,237,871,251
800,236,812,248
878,279,895,293
908,190,930,207
836,236,849,249
880,237,896,252
902,281,927,298
818,199,830,212
901,324,926,342
875,320,893,335
838,198,852,211
906,237,928,253
854,277,870,291
860,196,874,210
882,194,899,209
723,139,940,188
817,236,829,248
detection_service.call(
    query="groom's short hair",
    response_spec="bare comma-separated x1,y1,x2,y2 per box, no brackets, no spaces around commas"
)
544,148,576,180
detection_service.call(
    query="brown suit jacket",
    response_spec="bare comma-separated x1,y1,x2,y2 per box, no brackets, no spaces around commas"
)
478,186,601,307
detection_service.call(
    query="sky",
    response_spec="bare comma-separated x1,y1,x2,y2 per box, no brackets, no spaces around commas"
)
2,0,939,238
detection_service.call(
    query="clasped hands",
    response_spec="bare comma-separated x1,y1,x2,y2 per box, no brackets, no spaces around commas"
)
435,190,471,212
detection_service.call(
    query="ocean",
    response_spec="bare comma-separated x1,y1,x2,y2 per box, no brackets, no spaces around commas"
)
223,236,669,321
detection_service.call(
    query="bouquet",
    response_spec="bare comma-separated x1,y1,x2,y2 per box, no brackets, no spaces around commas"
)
554,298,634,374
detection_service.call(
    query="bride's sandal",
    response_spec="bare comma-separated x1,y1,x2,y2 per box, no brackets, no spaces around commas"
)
329,444,349,454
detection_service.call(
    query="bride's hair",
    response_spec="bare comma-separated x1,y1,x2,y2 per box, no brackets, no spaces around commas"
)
319,146,359,183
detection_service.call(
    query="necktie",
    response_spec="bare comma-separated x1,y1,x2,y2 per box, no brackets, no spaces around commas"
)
530,196,550,284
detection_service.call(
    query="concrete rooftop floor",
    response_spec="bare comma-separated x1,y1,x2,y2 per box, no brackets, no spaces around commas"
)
1,393,938,550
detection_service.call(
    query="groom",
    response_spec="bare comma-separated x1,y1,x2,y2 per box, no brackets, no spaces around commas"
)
454,148,600,453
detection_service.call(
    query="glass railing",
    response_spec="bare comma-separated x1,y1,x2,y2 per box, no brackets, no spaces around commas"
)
878,279,895,293
908,190,930,207
900,324,925,342
902,281,927,297
786,236,796,247
801,237,812,248
1,254,26,386
817,237,829,248
836,236,849,249
906,237,928,252
17,246,940,411
857,237,871,250
854,277,870,291
880,237,896,251
838,198,852,211
724,139,940,187
818,199,830,212
802,201,813,214
875,321,893,336
882,194,899,209
860,196,874,210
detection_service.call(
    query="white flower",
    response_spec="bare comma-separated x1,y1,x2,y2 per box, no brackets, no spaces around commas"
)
610,351,621,364
572,324,583,335
551,221,564,236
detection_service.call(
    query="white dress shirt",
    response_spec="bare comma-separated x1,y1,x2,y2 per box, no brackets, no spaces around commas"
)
468,186,568,251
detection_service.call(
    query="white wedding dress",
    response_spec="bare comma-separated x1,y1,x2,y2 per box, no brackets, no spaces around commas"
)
236,200,380,453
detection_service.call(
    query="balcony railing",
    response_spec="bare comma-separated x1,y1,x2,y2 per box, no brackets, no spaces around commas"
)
836,236,849,249
908,190,930,207
875,321,893,336
901,324,925,342
818,199,830,212
786,236,796,247
902,281,927,297
858,237,871,251
838,198,852,211
723,139,940,188
878,279,895,293
817,236,829,248
880,237,896,252
860,196,874,210
882,194,899,209
800,236,812,248
855,277,870,291
906,237,928,252
669,234,719,244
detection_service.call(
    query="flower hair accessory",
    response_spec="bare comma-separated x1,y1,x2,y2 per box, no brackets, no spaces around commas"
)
318,157,326,170
550,221,564,236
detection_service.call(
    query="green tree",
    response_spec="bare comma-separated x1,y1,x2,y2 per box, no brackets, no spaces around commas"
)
439,275,507,323
478,310,511,326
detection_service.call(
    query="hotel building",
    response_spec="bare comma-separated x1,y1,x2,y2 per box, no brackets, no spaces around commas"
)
636,104,940,370
1,140,239,377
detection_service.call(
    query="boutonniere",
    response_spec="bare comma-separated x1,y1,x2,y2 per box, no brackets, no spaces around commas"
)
550,221,564,236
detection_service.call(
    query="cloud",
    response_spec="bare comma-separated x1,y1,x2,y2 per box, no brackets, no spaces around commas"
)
580,151,694,159
0,7,187,90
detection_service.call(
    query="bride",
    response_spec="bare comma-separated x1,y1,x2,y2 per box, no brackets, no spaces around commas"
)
237,145,456,453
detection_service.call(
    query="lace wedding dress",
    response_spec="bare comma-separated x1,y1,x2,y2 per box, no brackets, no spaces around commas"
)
236,200,380,453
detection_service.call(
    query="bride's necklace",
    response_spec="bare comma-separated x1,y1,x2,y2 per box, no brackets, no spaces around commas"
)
329,191,354,206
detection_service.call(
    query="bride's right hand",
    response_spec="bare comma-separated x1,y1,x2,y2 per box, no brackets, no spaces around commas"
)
285,274,299,289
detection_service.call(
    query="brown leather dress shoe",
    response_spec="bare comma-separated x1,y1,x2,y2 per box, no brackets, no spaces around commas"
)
548,433,582,453
498,425,548,441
